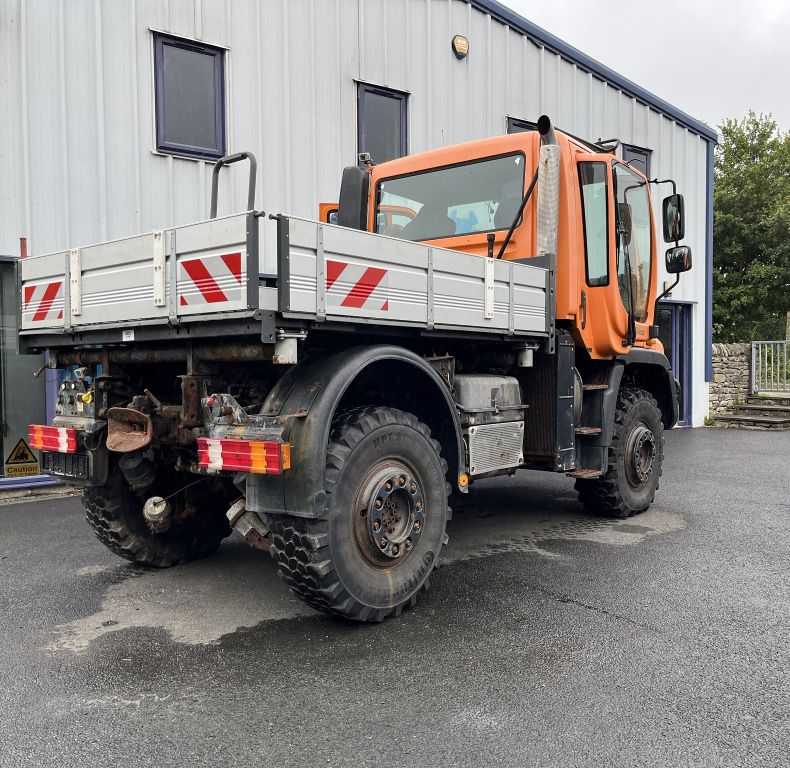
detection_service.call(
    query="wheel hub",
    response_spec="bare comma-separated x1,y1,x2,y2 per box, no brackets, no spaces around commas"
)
355,464,425,565
625,423,656,486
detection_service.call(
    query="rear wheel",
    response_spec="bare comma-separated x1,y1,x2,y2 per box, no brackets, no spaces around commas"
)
575,386,664,519
269,407,450,622
83,466,233,567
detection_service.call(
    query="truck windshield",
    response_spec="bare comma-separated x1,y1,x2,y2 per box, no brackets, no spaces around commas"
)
375,153,526,241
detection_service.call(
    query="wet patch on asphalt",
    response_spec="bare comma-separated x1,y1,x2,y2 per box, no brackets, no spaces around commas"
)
46,492,685,653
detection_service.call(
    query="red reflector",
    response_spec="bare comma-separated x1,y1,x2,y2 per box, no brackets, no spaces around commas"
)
196,438,290,475
28,424,78,454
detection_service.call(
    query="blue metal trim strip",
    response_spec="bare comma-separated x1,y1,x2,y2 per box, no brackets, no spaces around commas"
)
705,141,714,381
467,0,718,142
0,474,58,490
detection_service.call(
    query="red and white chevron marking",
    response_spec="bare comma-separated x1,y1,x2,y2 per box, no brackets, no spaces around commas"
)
326,259,389,312
178,251,244,307
22,281,64,323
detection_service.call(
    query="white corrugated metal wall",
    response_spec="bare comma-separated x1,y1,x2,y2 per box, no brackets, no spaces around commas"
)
0,0,711,424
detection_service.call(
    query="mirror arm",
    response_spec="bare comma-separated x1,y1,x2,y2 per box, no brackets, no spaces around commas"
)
648,178,677,195
653,273,681,324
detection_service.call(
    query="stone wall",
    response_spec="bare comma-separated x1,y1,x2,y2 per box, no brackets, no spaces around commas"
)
709,343,751,413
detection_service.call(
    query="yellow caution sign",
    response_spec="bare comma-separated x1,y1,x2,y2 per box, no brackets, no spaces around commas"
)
4,438,40,478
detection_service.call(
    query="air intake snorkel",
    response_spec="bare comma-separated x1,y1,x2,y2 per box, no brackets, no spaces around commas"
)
495,114,560,260
535,115,561,259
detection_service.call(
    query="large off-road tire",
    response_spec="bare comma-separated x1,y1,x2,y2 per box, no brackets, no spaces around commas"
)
83,467,232,567
269,407,451,622
575,386,664,520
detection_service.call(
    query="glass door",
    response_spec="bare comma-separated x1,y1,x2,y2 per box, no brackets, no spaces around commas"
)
656,302,691,426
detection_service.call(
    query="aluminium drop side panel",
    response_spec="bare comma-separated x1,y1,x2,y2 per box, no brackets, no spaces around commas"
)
174,213,257,316
72,233,170,326
20,212,260,335
283,216,430,324
19,252,68,330
278,216,548,336
430,248,547,334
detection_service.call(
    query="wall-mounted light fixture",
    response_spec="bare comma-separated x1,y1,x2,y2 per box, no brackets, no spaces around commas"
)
452,34,469,59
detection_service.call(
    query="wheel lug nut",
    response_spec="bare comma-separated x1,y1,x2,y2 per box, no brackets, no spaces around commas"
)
405,539,412,549
379,538,387,549
415,501,423,512
391,544,400,556
410,483,417,494
373,520,381,532
414,520,421,531
398,475,406,486
384,482,392,491
374,498,383,509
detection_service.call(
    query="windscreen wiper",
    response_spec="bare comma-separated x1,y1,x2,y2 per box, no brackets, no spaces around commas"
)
495,167,540,259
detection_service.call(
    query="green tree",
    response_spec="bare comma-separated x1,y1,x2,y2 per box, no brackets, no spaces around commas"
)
713,111,790,341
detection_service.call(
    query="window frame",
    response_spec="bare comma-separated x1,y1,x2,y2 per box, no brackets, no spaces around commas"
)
613,161,654,323
506,117,538,134
357,82,409,164
621,143,652,178
577,161,611,287
374,150,527,243
153,32,226,160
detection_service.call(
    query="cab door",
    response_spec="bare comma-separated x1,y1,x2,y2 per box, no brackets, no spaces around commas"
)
574,156,620,358
611,162,656,348
574,157,656,358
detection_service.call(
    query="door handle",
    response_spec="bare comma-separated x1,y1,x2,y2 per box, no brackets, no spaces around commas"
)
580,290,587,330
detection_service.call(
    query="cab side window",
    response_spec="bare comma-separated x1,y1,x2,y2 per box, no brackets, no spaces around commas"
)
578,162,609,286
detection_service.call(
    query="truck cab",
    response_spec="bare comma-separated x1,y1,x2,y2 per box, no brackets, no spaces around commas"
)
360,128,665,361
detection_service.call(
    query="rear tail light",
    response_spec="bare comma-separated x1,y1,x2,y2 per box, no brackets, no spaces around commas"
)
196,438,291,475
28,424,78,454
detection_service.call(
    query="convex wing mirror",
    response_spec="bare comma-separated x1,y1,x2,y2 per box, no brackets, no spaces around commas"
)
662,193,685,243
665,245,692,274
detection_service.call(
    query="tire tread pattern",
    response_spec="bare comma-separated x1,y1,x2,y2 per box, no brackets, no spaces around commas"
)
83,470,230,568
575,386,664,520
269,406,451,622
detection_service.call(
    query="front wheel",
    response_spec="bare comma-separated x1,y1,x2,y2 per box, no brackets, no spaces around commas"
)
575,386,664,519
269,407,450,622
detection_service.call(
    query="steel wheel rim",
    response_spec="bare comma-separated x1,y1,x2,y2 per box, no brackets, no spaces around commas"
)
624,421,656,488
353,460,425,568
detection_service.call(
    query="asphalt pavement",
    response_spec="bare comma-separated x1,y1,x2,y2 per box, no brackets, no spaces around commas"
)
1,427,788,767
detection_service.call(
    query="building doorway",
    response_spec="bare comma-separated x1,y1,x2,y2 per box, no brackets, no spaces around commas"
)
657,302,692,426
0,257,51,487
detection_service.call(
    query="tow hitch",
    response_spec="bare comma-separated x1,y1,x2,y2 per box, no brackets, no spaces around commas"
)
226,498,271,552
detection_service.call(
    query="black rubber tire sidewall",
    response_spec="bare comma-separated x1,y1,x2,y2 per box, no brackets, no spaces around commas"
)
614,393,663,512
327,421,447,610
83,466,232,567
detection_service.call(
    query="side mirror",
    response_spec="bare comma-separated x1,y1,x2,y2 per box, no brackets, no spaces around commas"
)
616,202,632,245
662,193,685,243
337,166,370,230
665,245,692,274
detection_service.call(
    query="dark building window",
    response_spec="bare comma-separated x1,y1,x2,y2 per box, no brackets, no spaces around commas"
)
154,33,226,159
622,144,652,177
357,83,408,164
506,117,538,134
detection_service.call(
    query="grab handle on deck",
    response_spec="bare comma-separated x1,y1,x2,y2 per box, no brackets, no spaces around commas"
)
210,151,258,218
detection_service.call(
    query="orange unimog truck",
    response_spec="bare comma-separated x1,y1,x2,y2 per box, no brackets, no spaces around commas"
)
22,116,691,621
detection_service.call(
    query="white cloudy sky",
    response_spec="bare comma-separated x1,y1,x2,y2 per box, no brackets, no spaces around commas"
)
504,0,790,132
